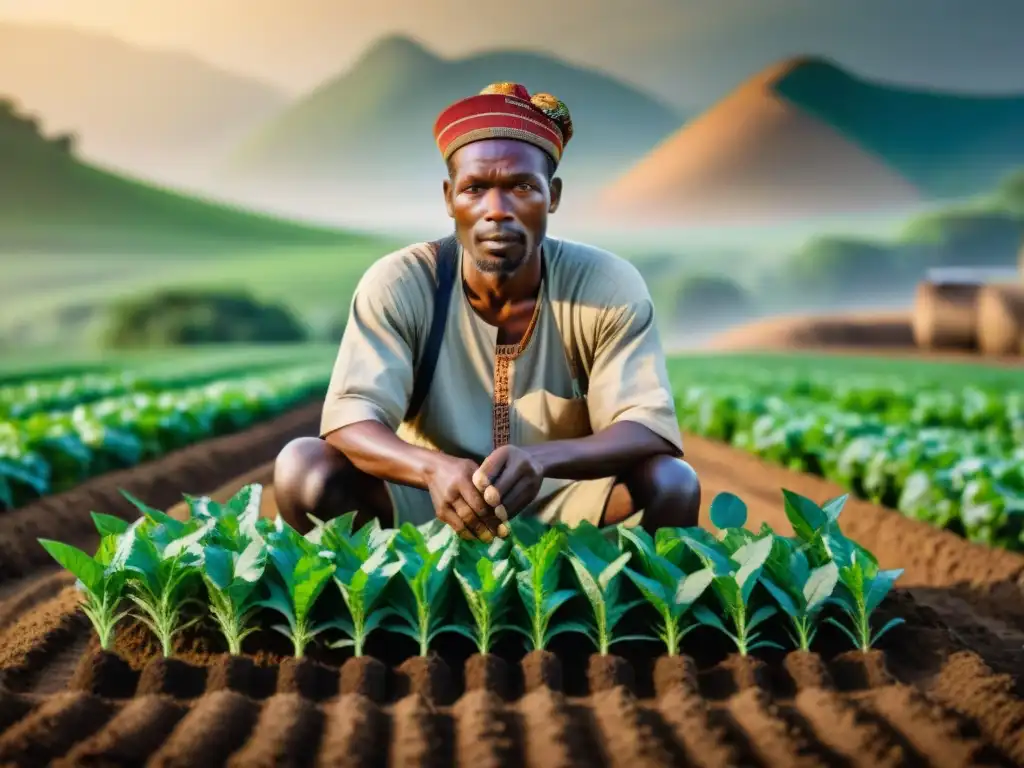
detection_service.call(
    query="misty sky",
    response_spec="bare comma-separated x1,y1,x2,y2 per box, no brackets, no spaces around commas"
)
1,0,1021,107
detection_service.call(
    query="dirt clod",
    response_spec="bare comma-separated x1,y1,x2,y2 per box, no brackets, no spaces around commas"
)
464,653,510,699
276,658,338,701
136,657,206,699
394,654,454,704
340,656,387,702
587,653,634,693
653,654,699,697
521,649,563,692
69,649,137,698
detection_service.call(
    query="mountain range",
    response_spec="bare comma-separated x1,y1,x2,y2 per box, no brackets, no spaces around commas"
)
598,56,1024,225
216,35,684,223
3,24,1024,229
0,22,289,184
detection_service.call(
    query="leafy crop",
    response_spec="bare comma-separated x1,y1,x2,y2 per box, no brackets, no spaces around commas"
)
564,523,649,655
309,512,402,657
386,522,461,656
451,537,518,654
670,368,1024,552
1,366,328,511
38,512,134,649
39,484,906,660
619,527,714,655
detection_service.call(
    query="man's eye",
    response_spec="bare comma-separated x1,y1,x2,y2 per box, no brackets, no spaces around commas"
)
515,183,533,192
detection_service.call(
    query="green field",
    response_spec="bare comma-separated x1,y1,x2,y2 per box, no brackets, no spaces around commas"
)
3,348,1020,552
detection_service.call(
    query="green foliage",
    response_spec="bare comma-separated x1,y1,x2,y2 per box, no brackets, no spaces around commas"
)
670,273,755,327
38,485,905,660
386,522,461,656
671,366,1024,552
0,365,328,511
310,512,402,657
564,522,651,654
102,288,309,349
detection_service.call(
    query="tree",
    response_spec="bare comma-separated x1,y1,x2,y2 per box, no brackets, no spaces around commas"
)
671,273,755,328
784,235,905,295
101,288,309,348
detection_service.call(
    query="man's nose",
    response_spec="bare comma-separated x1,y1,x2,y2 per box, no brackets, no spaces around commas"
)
482,188,513,221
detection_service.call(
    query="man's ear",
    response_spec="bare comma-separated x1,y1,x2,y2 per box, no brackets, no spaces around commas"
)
442,178,455,218
549,177,563,213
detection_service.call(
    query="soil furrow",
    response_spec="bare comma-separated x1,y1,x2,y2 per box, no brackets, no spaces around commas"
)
53,695,187,767
655,686,741,768
518,688,594,768
388,693,452,768
0,691,114,765
866,685,1009,767
315,694,388,768
147,690,259,768
226,693,324,768
0,589,84,692
590,686,677,768
452,689,519,768
927,652,1024,765
0,687,32,733
793,688,911,768
688,435,1024,636
0,569,70,631
725,687,837,768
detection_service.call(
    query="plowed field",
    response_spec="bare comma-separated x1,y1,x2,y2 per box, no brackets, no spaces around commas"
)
1,403,1022,767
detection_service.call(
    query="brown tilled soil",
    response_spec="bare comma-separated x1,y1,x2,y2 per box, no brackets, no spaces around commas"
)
1,408,1023,766
704,312,1024,365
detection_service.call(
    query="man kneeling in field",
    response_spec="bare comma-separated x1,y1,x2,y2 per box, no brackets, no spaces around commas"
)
274,82,700,542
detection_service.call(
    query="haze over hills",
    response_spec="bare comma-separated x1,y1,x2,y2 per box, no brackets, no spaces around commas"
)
599,56,1024,226
0,22,289,185
217,35,684,228
0,98,355,253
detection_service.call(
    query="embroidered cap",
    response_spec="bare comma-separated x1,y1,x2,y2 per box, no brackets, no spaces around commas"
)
433,82,574,165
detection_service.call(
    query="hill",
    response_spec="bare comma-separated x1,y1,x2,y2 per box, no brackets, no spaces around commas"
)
598,57,1024,225
774,57,1024,198
219,35,683,222
0,22,289,182
0,99,364,252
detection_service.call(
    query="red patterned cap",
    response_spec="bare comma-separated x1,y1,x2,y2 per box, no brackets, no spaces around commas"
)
433,82,574,165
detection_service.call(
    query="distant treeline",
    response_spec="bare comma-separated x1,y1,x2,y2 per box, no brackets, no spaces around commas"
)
0,96,76,155
661,168,1024,326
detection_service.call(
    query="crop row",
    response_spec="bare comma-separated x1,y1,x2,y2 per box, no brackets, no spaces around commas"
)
39,484,904,667
673,378,1024,552
0,347,331,420
0,368,328,511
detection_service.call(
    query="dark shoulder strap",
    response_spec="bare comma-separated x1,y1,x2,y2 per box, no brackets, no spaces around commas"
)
405,235,459,423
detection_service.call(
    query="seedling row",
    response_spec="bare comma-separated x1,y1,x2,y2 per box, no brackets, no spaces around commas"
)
39,484,905,667
0,367,328,510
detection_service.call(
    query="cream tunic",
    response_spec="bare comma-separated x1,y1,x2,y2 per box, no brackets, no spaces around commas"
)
320,236,683,526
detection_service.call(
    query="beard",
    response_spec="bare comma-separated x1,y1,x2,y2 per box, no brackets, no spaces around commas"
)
473,256,520,275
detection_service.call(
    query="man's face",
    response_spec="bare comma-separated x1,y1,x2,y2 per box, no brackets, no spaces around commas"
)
443,139,562,276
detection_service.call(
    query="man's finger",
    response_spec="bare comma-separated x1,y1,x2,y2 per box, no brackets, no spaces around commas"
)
486,457,529,507
455,499,493,543
461,495,503,539
499,477,538,519
474,447,509,491
459,478,491,518
439,506,475,539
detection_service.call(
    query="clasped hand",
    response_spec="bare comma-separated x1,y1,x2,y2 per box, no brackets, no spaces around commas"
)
427,445,544,542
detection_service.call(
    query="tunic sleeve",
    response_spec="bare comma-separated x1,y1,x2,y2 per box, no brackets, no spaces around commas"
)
584,267,683,455
319,257,425,438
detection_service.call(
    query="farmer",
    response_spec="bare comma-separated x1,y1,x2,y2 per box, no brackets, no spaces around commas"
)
274,82,700,542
